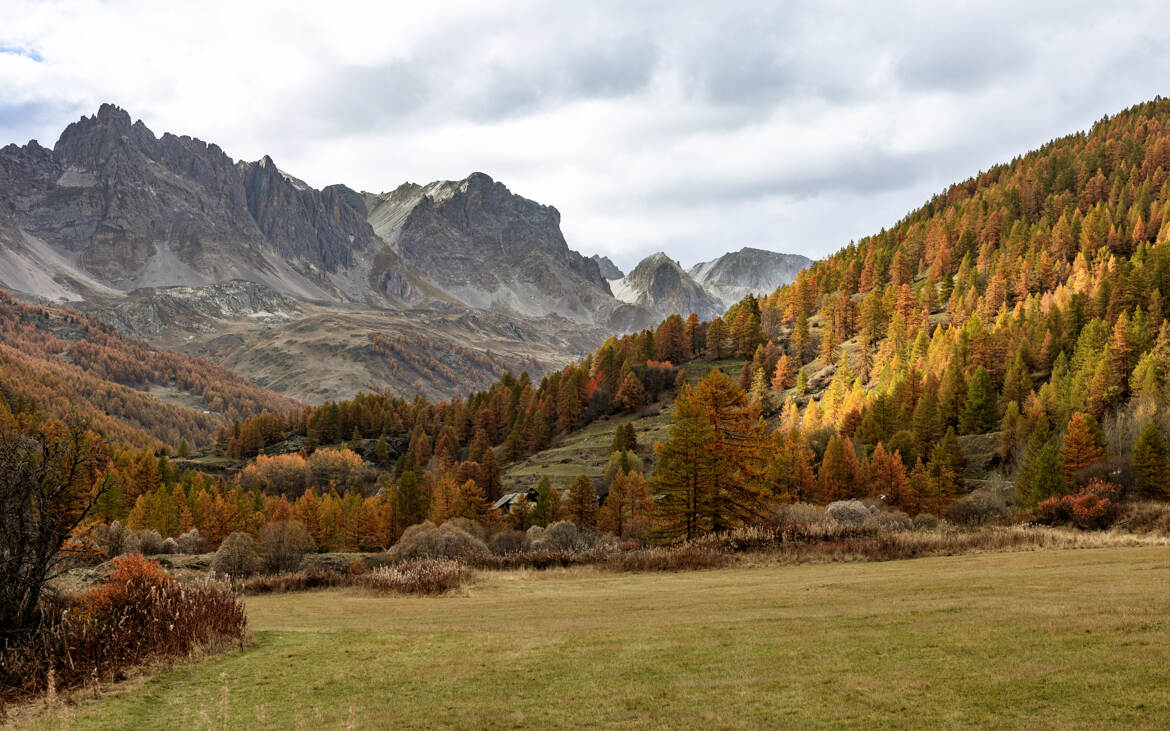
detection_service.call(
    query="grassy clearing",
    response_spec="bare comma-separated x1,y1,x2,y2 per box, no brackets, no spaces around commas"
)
31,545,1170,729
502,358,744,492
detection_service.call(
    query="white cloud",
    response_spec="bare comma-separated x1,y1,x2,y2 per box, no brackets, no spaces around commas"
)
0,0,1167,270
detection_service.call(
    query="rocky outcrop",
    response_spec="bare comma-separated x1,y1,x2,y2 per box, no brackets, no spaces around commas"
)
0,104,374,301
688,247,811,308
590,254,624,280
363,173,622,324
609,252,724,322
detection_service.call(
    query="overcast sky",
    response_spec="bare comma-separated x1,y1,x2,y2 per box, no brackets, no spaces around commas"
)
1,1,1168,271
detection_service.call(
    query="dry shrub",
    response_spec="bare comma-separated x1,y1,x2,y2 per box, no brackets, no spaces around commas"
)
605,544,730,572
827,500,873,525
694,525,782,552
98,520,134,557
488,530,526,555
358,559,470,595
912,513,940,531
257,520,315,573
773,503,832,530
212,532,260,577
525,521,601,553
1035,481,1122,530
0,555,245,709
863,510,913,532
946,489,1011,526
137,530,165,556
1113,501,1170,534
239,567,348,594
176,528,208,554
387,521,490,562
473,549,608,570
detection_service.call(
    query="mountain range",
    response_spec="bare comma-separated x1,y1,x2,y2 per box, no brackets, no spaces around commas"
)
0,105,810,402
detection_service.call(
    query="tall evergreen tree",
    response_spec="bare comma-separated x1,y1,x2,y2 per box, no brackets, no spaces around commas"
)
959,366,999,434
1133,422,1169,498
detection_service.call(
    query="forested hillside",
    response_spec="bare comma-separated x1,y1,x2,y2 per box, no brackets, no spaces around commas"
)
69,99,1170,551
0,290,300,449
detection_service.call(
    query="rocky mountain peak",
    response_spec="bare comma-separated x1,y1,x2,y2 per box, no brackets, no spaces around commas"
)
610,251,722,321
688,246,811,307
590,254,624,280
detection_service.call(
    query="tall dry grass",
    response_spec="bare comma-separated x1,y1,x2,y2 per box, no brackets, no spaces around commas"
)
1,555,246,712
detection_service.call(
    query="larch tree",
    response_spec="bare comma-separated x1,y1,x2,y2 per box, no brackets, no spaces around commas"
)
615,370,649,412
818,434,860,502
649,385,720,543
1059,411,1107,483
566,473,599,528
693,369,772,528
771,353,796,390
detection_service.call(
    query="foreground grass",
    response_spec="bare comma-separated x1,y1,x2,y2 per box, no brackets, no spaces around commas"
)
35,546,1170,728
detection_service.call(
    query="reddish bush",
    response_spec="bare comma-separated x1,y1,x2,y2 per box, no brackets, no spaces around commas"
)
1071,493,1113,529
1034,480,1122,529
1035,496,1073,525
0,555,246,709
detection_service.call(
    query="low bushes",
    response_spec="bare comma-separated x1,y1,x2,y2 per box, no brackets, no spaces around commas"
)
605,545,730,572
257,520,315,573
1,555,246,710
946,489,1011,526
386,521,491,562
238,567,349,594
212,532,261,577
358,560,471,595
1035,481,1123,529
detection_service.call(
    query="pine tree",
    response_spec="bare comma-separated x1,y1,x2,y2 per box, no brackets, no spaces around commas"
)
764,429,817,503
1133,422,1169,498
1027,440,1067,506
531,476,563,526
1059,411,1106,483
912,391,943,448
480,447,503,502
1002,352,1032,407
610,423,632,453
959,366,998,434
705,317,728,360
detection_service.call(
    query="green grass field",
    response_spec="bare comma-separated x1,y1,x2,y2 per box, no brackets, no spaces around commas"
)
502,358,745,492
35,546,1170,729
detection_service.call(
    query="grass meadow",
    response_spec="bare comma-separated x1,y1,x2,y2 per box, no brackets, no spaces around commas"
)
25,545,1170,729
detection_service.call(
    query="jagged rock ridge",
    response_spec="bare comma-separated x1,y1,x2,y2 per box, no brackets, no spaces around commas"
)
609,252,724,322
688,246,812,308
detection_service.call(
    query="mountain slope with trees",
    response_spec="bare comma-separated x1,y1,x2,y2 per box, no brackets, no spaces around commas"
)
46,98,1170,553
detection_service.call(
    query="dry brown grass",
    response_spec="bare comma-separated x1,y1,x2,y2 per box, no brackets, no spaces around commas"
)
0,556,246,714
357,559,470,595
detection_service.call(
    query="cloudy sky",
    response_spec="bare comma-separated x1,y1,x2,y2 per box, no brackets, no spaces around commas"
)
1,1,1167,270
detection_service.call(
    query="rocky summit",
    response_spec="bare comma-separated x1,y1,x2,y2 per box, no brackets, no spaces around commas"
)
688,247,812,308
0,104,808,402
